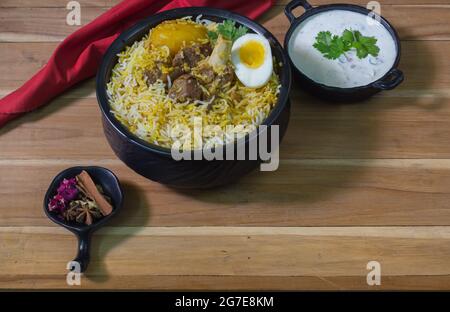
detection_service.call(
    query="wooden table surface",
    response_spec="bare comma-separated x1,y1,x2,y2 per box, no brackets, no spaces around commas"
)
1,0,450,290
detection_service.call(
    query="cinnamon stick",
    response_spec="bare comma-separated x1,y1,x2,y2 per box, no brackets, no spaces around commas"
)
76,170,113,216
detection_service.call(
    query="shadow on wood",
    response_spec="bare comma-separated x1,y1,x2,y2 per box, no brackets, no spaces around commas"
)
85,181,150,282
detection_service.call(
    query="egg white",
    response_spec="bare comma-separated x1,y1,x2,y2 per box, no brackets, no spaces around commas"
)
231,34,273,89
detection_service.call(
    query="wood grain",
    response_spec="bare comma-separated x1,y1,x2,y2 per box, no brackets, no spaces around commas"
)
2,0,450,8
1,160,450,227
1,94,449,160
1,5,450,42
0,0,112,8
0,40,449,96
0,1,449,290
1,226,449,290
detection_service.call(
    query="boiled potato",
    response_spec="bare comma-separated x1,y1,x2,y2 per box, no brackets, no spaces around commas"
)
149,20,208,55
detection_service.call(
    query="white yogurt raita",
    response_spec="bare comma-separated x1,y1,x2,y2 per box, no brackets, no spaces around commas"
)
288,10,397,88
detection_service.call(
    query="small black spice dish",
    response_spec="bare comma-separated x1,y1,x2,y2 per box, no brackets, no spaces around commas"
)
284,0,404,101
43,166,123,273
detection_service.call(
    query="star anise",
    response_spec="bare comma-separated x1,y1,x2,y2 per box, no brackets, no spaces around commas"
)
64,199,103,225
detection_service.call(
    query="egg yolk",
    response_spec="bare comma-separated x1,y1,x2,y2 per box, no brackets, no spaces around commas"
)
239,40,266,69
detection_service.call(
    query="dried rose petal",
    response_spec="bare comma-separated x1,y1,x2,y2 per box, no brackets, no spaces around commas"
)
57,178,76,191
59,187,79,201
48,194,66,212
57,178,79,201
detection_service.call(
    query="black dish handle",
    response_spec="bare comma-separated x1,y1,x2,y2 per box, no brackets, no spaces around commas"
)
373,68,404,90
285,0,313,23
72,230,93,273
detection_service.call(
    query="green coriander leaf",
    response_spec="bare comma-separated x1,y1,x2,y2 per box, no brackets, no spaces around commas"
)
314,31,333,47
216,20,249,42
313,31,344,60
217,20,235,40
234,25,248,40
313,29,380,60
353,30,362,41
341,29,354,51
328,36,345,59
342,29,354,43
208,30,218,44
313,31,333,56
353,41,369,59
359,36,377,46
357,35,380,57
367,44,380,57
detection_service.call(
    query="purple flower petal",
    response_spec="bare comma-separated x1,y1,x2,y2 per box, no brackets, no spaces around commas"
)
48,194,66,212
56,178,79,201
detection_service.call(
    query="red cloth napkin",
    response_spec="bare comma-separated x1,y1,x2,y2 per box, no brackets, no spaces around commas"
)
0,0,275,128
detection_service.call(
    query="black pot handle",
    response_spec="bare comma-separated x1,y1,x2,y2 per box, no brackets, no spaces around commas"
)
373,68,404,90
72,230,92,273
285,0,313,23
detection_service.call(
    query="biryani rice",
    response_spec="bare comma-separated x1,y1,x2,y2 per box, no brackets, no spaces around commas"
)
107,18,281,150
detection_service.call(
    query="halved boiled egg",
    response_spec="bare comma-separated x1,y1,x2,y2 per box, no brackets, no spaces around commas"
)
231,34,273,89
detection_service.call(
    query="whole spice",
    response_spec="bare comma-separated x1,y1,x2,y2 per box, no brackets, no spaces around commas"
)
76,170,113,216
48,171,112,225
64,200,103,225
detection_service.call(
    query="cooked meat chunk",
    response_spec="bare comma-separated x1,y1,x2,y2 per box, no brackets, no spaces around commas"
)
199,43,213,56
144,64,168,85
172,51,185,68
169,66,185,82
217,65,235,86
144,67,162,85
195,64,216,84
172,43,213,69
230,89,242,102
168,74,203,102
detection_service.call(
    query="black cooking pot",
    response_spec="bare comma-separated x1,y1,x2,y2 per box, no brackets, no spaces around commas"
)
284,0,404,101
96,7,292,189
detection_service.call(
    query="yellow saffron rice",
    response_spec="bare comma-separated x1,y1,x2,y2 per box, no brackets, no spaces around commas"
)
107,19,281,150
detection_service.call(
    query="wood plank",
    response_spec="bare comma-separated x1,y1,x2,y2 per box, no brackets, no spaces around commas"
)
1,92,450,160
0,42,99,98
0,7,107,42
284,97,450,159
1,160,449,226
3,275,450,290
2,0,450,8
1,226,449,289
1,5,449,42
0,40,448,97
